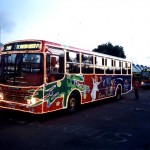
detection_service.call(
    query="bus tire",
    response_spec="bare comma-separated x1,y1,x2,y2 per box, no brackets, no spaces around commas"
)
67,94,79,113
116,89,121,100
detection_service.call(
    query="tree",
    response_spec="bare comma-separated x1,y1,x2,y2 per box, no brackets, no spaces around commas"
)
93,42,126,59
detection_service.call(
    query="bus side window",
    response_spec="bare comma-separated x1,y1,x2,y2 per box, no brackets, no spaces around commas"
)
105,58,114,74
46,55,56,82
59,56,64,73
122,62,127,74
46,55,50,74
51,56,57,73
128,62,131,74
66,51,80,74
95,56,104,74
123,62,127,74
47,53,64,83
114,60,121,74
81,53,93,74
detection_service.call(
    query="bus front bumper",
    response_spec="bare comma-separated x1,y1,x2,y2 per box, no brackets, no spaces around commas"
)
141,82,150,87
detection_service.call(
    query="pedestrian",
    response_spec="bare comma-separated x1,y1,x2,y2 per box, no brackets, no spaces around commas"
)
133,77,140,99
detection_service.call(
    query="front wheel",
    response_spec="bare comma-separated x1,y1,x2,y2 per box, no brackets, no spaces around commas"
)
67,95,79,113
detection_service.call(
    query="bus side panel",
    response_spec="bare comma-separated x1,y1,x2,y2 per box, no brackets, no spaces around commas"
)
42,74,89,113
42,80,66,113
121,75,132,93
41,74,132,113
81,74,132,104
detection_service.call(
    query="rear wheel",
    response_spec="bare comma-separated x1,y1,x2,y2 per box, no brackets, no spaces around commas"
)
116,89,121,100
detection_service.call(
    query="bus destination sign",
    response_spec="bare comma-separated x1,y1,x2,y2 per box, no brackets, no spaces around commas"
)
16,43,40,50
3,41,41,51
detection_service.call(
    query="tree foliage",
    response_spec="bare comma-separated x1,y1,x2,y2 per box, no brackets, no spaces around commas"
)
93,42,126,59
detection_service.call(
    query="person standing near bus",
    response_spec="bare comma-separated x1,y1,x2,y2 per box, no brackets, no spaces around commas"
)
133,77,140,99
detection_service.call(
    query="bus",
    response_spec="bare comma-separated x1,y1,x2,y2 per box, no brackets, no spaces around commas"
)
140,68,150,87
0,39,132,114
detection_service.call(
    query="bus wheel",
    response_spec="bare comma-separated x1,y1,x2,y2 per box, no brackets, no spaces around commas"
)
116,89,121,100
67,95,78,113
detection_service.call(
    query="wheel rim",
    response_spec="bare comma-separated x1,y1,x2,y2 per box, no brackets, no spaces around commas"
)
69,97,76,110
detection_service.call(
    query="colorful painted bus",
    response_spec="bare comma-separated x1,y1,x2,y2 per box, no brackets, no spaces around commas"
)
0,39,132,114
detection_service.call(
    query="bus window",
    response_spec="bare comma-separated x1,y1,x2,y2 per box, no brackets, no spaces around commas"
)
22,54,42,73
122,61,127,74
95,56,104,74
51,56,58,73
0,53,44,86
128,62,131,74
105,58,114,74
46,47,64,82
81,53,93,74
114,60,121,74
66,51,80,73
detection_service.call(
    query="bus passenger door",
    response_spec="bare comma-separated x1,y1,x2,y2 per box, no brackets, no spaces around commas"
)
46,54,64,83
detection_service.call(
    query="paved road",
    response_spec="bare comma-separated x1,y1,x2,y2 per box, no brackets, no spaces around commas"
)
0,88,150,150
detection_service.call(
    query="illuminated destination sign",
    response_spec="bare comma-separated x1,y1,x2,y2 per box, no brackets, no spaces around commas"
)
16,43,40,49
5,45,12,51
3,41,41,51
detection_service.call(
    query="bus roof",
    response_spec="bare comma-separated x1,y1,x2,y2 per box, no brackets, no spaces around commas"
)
3,39,131,62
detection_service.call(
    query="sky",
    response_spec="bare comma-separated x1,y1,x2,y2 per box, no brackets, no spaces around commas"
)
0,0,150,66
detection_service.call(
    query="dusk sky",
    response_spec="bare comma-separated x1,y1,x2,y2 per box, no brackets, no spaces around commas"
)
0,0,150,66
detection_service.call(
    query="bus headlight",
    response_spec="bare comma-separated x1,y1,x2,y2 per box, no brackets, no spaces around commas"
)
0,92,4,100
31,97,36,104
27,97,39,105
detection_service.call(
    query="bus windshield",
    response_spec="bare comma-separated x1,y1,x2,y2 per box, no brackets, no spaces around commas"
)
0,53,44,86
141,71,150,79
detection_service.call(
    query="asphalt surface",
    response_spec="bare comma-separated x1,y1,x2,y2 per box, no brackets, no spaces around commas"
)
0,88,150,150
